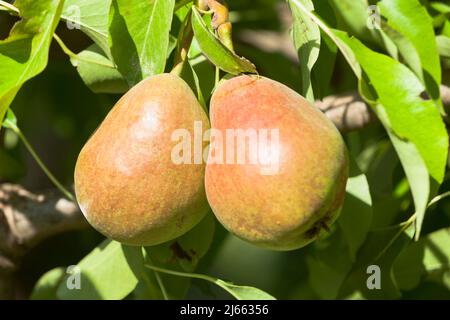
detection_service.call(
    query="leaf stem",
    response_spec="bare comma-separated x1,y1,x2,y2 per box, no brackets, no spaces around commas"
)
145,264,242,299
370,189,450,262
0,0,19,14
53,33,116,69
175,0,194,12
374,213,416,262
8,124,75,201
53,33,78,60
146,258,169,300
428,191,450,207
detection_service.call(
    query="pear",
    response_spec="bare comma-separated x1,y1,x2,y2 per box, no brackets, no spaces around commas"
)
75,73,210,246
205,75,348,250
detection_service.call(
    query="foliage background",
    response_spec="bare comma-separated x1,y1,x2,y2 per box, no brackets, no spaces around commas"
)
0,0,449,299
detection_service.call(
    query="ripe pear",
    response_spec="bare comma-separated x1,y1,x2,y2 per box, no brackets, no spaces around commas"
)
205,75,348,251
74,73,210,246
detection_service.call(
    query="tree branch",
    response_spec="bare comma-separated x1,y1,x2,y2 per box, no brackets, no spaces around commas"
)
0,184,87,299
316,92,376,133
317,85,450,133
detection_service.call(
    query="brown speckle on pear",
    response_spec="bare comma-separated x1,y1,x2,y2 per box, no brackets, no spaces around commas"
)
205,75,348,251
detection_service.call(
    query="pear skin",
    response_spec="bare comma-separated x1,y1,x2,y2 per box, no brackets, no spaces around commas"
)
75,73,210,246
205,75,348,250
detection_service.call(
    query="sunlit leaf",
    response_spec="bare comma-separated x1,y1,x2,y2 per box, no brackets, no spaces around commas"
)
336,32,448,239
109,0,175,86
62,0,112,59
437,35,450,58
73,44,128,94
380,0,443,110
191,7,256,75
31,268,65,300
57,240,139,300
288,0,320,102
0,0,64,123
394,229,450,290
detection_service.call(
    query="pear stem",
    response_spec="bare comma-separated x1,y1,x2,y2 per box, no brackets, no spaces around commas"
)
146,257,169,300
206,0,235,53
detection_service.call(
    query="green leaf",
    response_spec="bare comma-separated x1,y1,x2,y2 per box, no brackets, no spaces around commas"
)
109,0,175,86
437,35,450,58
2,109,18,130
380,0,443,110
191,7,256,75
362,142,407,229
190,55,216,103
288,0,320,102
31,268,65,300
57,239,139,300
289,0,361,77
307,227,354,299
168,34,178,57
394,229,450,290
146,214,215,272
430,2,450,14
61,0,112,59
375,28,399,60
141,214,215,299
381,125,431,240
443,20,450,38
338,157,373,260
422,229,450,271
336,32,448,238
328,0,373,42
215,280,276,300
339,222,415,299
307,158,372,299
180,57,208,110
73,44,128,94
311,32,337,99
72,35,177,94
0,0,64,123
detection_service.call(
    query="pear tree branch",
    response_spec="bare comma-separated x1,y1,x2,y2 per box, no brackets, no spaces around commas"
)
0,184,87,299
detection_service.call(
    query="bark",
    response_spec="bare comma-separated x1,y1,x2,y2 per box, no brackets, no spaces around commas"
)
0,184,87,299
